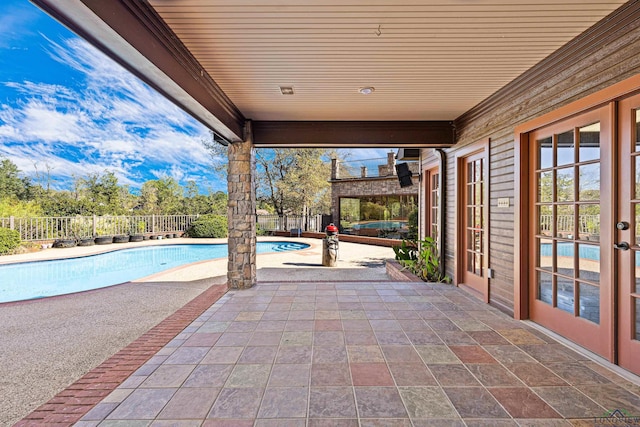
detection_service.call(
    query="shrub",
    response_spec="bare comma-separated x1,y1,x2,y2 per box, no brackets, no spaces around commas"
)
187,214,228,238
0,228,21,255
256,224,270,236
393,237,450,283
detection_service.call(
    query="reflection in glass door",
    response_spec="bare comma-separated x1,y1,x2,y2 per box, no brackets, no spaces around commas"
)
529,105,613,358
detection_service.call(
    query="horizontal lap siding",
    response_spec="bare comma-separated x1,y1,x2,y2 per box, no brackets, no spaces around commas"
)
427,5,640,315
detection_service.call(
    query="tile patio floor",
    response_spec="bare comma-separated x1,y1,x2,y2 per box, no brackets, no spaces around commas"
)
74,281,640,426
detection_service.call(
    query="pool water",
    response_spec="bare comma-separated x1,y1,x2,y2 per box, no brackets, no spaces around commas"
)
352,221,407,230
0,242,309,303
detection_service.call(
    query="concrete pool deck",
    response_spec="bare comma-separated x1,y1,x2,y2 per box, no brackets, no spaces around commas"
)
1,237,394,426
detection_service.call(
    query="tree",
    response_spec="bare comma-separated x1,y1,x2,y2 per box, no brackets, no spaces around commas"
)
257,148,333,215
202,132,337,215
0,158,34,200
73,171,127,215
139,177,183,214
0,198,43,217
202,131,228,181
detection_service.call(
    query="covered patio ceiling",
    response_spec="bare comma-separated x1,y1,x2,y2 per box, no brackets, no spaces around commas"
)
32,0,629,147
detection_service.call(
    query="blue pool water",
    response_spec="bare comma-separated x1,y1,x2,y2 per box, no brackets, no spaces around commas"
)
540,242,640,266
540,242,601,260
352,221,407,230
0,242,309,303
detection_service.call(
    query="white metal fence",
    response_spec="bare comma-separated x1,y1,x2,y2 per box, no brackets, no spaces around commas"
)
539,214,600,237
0,214,327,241
0,215,200,241
257,214,324,232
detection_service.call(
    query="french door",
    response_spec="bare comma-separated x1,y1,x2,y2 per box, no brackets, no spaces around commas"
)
528,94,640,375
617,93,640,374
424,166,439,242
529,105,614,359
458,147,488,302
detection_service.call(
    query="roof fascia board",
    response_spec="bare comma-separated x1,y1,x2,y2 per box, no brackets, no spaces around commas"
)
252,121,454,148
32,0,245,143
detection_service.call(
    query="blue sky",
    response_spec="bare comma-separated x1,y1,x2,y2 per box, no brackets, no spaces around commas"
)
0,0,388,194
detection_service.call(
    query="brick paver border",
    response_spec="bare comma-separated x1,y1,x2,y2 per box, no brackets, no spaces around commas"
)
14,283,228,427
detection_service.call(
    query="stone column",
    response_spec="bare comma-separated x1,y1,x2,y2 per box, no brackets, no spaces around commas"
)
227,121,256,289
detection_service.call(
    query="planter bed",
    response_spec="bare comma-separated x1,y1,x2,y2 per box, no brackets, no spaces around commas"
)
385,260,424,282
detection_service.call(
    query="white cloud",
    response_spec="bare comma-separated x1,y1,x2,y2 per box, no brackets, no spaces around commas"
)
0,33,218,191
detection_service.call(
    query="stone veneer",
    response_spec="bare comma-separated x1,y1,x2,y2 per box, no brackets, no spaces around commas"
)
227,121,256,289
330,153,419,223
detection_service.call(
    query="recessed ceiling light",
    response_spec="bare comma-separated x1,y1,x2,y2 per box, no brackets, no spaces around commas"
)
359,86,375,95
280,86,295,95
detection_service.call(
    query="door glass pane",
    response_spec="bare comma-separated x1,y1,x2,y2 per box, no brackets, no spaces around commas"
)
557,130,575,166
538,238,553,271
579,204,600,242
557,242,575,278
538,171,553,202
538,136,553,169
476,254,483,277
476,159,484,182
557,276,574,314
578,243,600,282
475,206,483,229
578,164,600,201
557,205,574,239
538,205,553,236
635,251,640,294
636,157,640,199
636,204,640,246
557,167,575,202
636,298,640,341
537,271,553,305
578,122,600,162
578,282,600,324
635,110,640,152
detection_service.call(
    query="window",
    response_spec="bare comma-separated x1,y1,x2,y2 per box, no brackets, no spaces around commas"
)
339,195,417,239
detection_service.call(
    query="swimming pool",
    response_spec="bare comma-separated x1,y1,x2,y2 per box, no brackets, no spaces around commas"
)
0,242,309,303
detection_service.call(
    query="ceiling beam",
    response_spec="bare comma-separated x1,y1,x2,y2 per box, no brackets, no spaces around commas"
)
32,0,246,143
252,121,454,148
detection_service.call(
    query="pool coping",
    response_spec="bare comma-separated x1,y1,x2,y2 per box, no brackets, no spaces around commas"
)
14,282,228,426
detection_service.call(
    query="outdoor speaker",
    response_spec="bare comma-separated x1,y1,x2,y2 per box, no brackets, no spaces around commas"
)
395,163,413,188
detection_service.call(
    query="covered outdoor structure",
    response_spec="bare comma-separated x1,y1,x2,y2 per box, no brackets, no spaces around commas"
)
32,0,640,377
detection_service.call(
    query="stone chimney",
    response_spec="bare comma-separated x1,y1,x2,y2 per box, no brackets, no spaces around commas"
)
331,158,340,180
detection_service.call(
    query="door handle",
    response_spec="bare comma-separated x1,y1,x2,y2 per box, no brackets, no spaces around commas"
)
614,242,630,251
